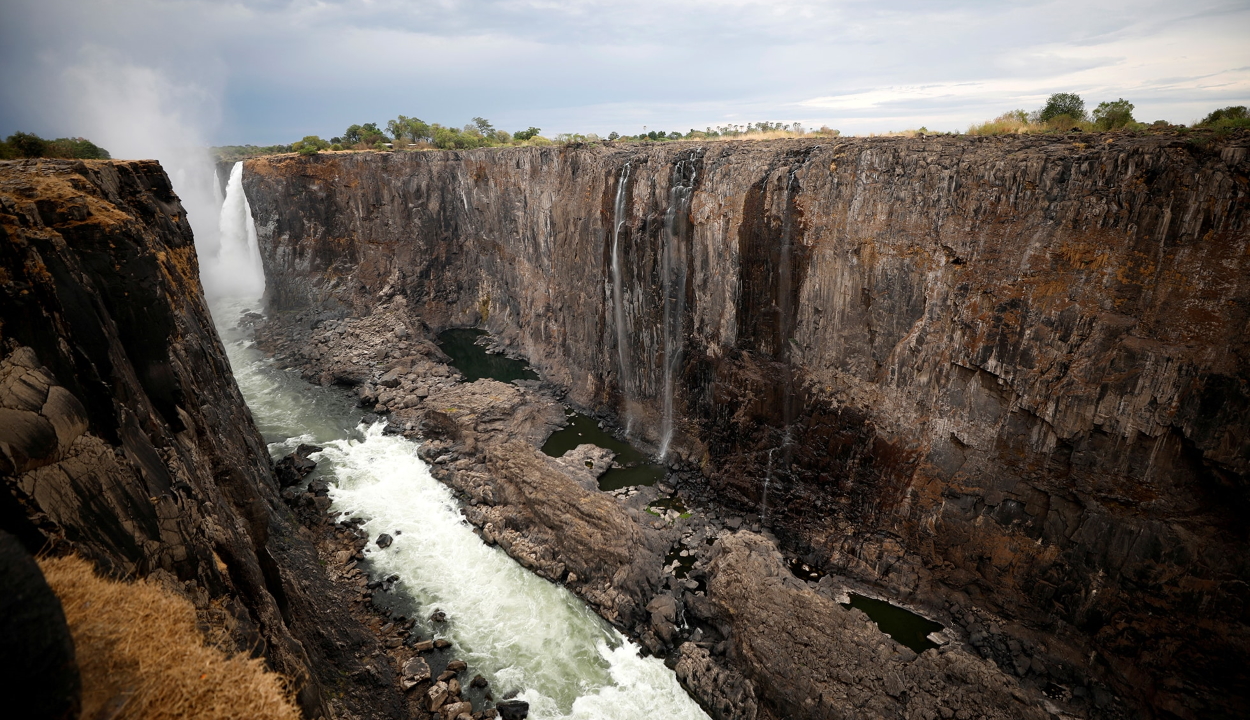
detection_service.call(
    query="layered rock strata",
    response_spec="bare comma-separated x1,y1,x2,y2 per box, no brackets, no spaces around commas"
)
243,133,1250,718
0,159,408,718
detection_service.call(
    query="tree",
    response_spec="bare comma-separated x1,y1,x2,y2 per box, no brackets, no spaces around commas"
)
513,127,541,141
1092,99,1135,130
342,124,363,144
608,132,620,141
7,131,47,157
1039,93,1086,123
473,117,495,135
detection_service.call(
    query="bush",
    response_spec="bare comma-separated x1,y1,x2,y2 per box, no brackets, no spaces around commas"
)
0,132,111,160
1093,99,1135,130
291,135,330,156
1198,106,1250,130
513,127,542,141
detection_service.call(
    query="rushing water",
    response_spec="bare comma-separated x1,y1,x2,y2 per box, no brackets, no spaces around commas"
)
214,303,706,719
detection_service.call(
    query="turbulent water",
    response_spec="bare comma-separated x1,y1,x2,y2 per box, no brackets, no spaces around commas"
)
213,299,707,720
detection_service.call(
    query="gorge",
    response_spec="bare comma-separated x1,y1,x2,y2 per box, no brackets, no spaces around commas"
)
1,130,1246,720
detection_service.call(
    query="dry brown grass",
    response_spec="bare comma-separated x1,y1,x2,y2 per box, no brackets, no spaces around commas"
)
39,556,301,720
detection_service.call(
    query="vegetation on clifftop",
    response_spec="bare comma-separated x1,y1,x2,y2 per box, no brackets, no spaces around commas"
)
0,132,110,160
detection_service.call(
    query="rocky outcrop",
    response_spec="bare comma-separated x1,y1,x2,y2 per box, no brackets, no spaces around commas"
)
244,132,1250,718
0,159,408,718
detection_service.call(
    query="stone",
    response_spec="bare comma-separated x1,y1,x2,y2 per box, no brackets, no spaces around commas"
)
376,533,393,549
430,609,447,623
428,681,449,711
446,659,468,673
413,640,435,653
404,656,431,681
495,699,530,720
441,701,472,719
434,638,452,649
470,674,488,688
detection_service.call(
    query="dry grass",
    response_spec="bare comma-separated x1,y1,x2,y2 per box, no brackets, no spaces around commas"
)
967,111,1097,135
40,556,301,720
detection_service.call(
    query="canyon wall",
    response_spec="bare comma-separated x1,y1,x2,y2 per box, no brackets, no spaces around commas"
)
244,133,1250,718
0,159,407,718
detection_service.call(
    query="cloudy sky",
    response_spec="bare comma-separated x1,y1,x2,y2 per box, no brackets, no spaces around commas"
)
1,0,1248,149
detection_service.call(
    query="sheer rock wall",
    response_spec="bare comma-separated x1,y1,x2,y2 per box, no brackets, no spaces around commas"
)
244,133,1250,718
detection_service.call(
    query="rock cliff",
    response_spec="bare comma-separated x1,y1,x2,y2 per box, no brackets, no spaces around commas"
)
244,132,1250,719
0,158,408,718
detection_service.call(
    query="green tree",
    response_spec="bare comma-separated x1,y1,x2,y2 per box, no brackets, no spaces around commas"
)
473,117,495,135
513,127,541,141
608,131,620,141
7,131,48,157
1039,93,1086,123
1093,99,1135,130
343,124,363,144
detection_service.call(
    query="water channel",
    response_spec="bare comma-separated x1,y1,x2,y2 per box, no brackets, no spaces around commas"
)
436,328,667,491
216,303,708,720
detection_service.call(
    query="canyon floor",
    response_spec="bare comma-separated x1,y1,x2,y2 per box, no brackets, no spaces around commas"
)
251,295,1114,720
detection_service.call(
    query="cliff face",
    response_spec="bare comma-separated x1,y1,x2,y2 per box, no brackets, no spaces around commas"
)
0,159,407,718
244,133,1250,717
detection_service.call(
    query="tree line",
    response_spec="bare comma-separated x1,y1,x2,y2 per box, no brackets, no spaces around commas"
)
0,132,110,160
969,94,1249,135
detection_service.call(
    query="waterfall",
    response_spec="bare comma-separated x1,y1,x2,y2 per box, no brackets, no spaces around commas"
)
610,163,634,433
657,152,699,460
778,168,799,464
202,161,265,301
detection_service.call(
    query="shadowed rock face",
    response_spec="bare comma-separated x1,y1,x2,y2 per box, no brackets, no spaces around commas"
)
0,159,408,719
244,134,1250,717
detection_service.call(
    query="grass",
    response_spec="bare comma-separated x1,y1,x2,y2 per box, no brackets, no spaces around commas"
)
40,555,301,720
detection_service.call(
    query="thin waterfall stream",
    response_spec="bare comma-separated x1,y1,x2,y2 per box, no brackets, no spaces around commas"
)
658,152,699,459
209,172,709,720
610,163,634,434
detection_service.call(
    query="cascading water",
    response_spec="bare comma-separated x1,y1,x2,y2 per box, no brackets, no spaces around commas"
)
610,163,634,434
208,176,708,720
201,161,266,301
657,152,699,460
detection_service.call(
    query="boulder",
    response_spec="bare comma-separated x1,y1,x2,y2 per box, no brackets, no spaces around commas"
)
496,699,529,720
427,681,449,711
403,656,431,682
376,533,393,549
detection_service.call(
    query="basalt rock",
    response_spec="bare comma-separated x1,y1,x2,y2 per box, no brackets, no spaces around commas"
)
0,159,407,718
243,133,1250,717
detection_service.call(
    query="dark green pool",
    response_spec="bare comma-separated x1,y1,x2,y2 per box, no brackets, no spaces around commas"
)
843,593,943,654
541,409,666,491
436,328,539,384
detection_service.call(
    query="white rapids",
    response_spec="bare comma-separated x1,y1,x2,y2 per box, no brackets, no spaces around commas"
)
213,299,709,720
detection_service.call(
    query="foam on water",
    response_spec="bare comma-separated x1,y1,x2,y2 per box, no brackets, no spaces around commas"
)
213,299,708,720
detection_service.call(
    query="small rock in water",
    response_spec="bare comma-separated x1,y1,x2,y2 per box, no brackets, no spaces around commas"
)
433,638,452,649
376,533,393,549
413,640,435,653
470,674,489,688
438,670,456,682
496,699,530,720
429,609,447,623
446,659,467,673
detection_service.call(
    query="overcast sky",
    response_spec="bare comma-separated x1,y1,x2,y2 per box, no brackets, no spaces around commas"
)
1,0,1248,149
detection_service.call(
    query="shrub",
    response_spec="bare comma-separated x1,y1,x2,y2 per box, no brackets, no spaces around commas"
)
291,135,330,156
40,555,300,720
0,132,111,160
1093,99,1135,130
1198,106,1250,129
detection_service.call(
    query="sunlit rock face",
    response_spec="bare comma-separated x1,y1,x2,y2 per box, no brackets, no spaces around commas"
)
245,134,1250,717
